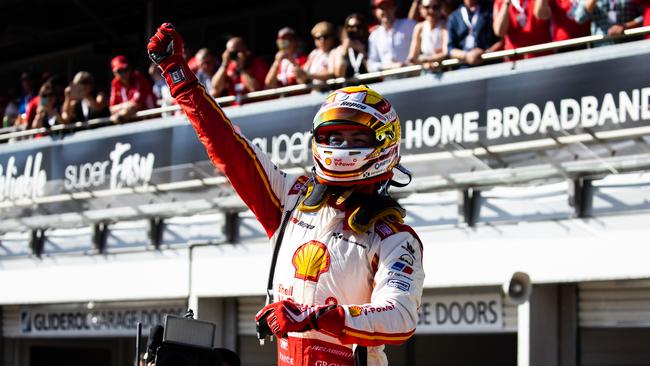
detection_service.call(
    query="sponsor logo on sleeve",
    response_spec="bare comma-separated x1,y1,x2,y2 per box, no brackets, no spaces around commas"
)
399,253,415,266
388,271,413,281
391,262,413,274
169,67,186,84
402,241,416,255
388,279,411,292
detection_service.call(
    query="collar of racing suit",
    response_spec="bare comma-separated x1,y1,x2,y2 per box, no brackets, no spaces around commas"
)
298,178,406,233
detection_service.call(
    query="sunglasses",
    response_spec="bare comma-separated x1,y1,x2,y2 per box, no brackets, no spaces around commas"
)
313,34,332,40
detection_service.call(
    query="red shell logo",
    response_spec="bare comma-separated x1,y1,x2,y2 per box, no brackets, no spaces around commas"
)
292,241,330,282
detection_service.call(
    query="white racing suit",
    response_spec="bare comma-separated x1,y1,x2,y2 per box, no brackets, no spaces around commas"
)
168,72,425,366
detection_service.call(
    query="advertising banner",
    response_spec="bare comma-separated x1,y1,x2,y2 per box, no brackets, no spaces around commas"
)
0,52,648,205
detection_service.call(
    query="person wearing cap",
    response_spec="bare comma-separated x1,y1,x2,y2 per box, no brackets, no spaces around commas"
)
264,27,308,89
447,0,502,66
109,55,155,123
407,0,449,69
368,0,417,72
148,23,424,366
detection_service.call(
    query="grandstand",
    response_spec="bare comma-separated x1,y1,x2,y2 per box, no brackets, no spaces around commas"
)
1,1,650,366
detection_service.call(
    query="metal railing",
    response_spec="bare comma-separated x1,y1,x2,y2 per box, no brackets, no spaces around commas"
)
1,26,648,143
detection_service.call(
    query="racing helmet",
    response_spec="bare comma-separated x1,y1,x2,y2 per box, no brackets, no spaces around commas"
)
312,85,401,186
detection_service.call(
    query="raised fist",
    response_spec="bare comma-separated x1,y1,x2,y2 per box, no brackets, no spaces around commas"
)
146,23,197,96
147,23,184,65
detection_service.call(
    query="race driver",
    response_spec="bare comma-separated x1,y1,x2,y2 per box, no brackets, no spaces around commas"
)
148,23,424,366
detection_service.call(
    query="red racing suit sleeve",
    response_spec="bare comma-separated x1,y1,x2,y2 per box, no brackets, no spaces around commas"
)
339,223,425,347
161,60,295,238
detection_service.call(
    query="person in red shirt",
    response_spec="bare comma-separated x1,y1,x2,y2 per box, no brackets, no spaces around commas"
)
534,0,591,41
265,27,308,89
109,55,155,123
493,0,553,58
210,37,268,101
639,0,650,39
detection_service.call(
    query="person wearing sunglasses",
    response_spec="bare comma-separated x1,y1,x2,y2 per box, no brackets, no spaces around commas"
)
332,13,370,79
108,55,155,123
407,0,449,68
32,81,64,129
302,21,337,86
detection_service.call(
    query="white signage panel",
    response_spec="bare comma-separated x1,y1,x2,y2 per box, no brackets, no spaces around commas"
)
416,293,503,333
19,304,185,337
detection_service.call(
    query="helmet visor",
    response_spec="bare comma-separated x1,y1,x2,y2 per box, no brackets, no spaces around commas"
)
314,122,379,148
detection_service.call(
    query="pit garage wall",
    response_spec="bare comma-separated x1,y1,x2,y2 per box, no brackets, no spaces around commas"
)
578,280,650,365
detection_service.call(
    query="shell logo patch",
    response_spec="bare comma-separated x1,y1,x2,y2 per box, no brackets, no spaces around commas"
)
349,306,363,317
292,240,330,282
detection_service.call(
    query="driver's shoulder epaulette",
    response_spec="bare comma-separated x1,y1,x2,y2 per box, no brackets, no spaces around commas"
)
347,195,405,234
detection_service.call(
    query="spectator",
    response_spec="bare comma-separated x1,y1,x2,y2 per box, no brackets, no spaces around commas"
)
194,48,218,90
18,72,36,116
148,63,173,109
265,27,308,88
534,0,591,41
409,0,426,21
640,0,650,39
368,0,417,71
62,71,109,123
22,75,66,130
303,21,337,85
408,0,449,68
573,0,642,42
109,55,155,123
493,0,553,58
33,81,64,129
211,37,268,99
448,0,502,65
331,13,370,78
2,91,19,129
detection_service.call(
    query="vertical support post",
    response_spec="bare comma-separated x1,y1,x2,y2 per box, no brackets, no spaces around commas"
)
518,301,530,366
224,212,239,243
459,188,481,226
569,178,593,218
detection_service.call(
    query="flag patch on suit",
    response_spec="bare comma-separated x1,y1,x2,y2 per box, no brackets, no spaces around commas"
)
391,262,413,274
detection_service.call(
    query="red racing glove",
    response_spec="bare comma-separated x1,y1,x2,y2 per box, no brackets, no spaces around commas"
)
147,22,197,97
255,300,345,338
